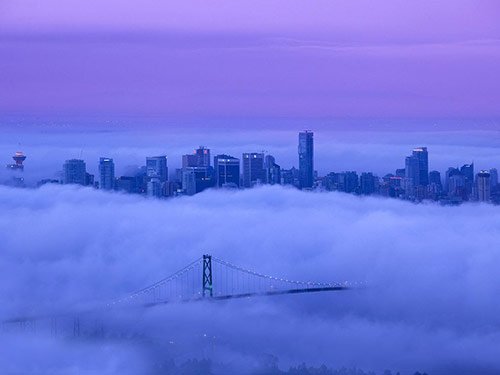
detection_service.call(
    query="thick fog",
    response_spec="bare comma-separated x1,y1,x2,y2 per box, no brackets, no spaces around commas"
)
1,184,500,374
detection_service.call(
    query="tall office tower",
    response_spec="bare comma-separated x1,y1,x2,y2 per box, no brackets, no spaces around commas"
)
63,159,87,185
405,155,419,187
214,154,240,188
448,173,467,200
147,179,163,197
322,172,338,191
360,172,376,195
85,173,95,187
181,166,215,194
6,151,27,171
489,168,498,188
194,146,210,167
182,146,211,168
476,170,491,202
298,131,314,189
146,156,168,182
460,163,474,197
146,156,168,197
429,170,442,186
428,170,442,194
445,167,459,193
99,157,115,190
182,154,196,168
343,171,359,193
281,167,299,187
264,155,281,185
115,176,139,194
182,169,197,196
412,147,429,186
242,152,265,188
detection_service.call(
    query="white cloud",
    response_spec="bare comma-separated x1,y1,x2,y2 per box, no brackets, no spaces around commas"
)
1,184,500,373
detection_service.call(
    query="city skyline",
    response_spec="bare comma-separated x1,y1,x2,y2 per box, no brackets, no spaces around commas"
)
4,131,499,204
2,1,500,373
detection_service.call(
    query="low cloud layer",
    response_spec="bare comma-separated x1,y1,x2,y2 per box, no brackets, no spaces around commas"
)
1,184,500,374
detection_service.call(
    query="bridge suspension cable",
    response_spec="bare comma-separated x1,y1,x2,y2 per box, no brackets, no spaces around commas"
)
111,254,353,307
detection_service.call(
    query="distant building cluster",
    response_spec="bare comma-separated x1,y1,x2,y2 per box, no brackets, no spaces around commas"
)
3,132,500,205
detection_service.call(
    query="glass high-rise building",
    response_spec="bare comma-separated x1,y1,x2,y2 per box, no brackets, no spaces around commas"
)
242,152,265,188
490,168,498,188
412,147,429,186
214,154,240,188
360,172,376,195
63,159,87,185
298,131,314,189
405,155,419,185
429,170,442,186
460,163,474,196
146,156,168,182
477,170,491,202
181,166,215,194
264,155,281,185
182,146,211,168
146,156,168,197
99,157,115,190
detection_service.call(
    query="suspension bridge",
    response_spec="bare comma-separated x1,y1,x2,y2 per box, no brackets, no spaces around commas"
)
2,254,355,336
111,255,351,307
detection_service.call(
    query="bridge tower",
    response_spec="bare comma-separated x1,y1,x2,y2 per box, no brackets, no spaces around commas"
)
202,254,213,297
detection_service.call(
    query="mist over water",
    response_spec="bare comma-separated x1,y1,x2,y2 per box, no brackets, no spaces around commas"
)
1,184,500,374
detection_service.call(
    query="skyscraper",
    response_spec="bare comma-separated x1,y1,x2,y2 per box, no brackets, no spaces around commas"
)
146,156,168,182
445,167,459,193
146,156,168,197
99,157,115,190
63,159,87,185
242,152,265,188
477,170,491,202
429,170,442,197
489,168,498,188
429,170,442,186
182,146,211,168
182,169,197,196
405,155,419,196
404,147,428,199
448,171,467,200
264,155,281,185
343,171,359,193
360,172,376,195
460,163,474,197
115,176,139,194
214,154,240,188
298,131,314,189
181,166,215,194
281,167,299,187
412,147,429,186
194,146,210,167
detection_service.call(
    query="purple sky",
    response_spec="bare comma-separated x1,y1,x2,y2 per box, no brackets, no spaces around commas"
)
1,0,500,127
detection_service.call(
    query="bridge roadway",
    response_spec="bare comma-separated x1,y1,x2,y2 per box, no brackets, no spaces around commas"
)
3,254,356,326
